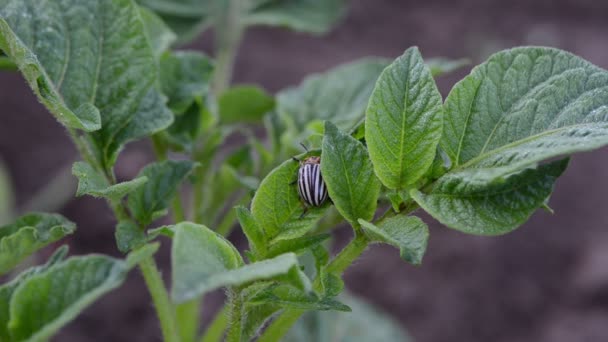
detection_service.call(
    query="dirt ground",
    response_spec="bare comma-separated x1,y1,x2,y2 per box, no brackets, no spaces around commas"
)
1,0,608,341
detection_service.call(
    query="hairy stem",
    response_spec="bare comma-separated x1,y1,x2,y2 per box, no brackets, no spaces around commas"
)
200,305,229,342
139,256,180,342
258,231,370,340
226,289,243,342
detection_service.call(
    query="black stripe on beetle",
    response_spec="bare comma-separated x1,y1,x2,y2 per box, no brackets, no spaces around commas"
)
295,156,328,207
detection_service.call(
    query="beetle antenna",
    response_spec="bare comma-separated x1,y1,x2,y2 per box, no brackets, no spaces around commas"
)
299,142,309,152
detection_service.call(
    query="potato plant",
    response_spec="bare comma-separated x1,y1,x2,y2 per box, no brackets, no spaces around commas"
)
1,1,608,341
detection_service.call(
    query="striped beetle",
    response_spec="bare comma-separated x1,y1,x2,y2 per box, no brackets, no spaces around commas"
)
295,155,328,207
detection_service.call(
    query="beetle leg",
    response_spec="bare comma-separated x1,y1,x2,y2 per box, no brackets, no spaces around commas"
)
299,206,309,219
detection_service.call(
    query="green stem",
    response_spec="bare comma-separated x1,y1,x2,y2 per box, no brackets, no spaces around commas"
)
257,309,305,342
259,231,370,341
200,305,229,342
139,257,180,342
225,289,243,342
211,0,244,95
177,299,200,342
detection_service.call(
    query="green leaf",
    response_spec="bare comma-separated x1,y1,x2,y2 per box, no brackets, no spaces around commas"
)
235,206,267,259
115,220,147,253
139,6,176,58
246,0,346,34
277,58,388,133
72,162,147,202
160,50,214,114
411,159,569,235
219,85,275,125
249,284,351,312
0,0,173,168
426,57,469,77
170,222,311,303
0,213,75,275
358,216,429,265
7,255,131,341
286,292,411,342
266,234,331,259
0,246,68,341
365,47,444,189
442,47,608,179
322,121,381,226
250,154,329,242
127,160,196,227
164,103,205,152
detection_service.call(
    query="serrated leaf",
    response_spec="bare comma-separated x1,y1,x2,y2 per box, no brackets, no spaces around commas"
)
170,222,311,303
442,47,608,179
139,6,176,58
72,162,147,202
365,47,444,189
246,0,346,34
127,160,196,227
160,50,213,114
0,213,75,275
358,216,429,265
219,85,275,125
277,58,388,133
322,121,381,226
235,206,267,259
411,159,569,235
426,57,469,77
286,292,411,342
0,246,68,341
249,284,350,312
0,0,173,168
251,154,329,242
266,234,331,259
8,255,130,341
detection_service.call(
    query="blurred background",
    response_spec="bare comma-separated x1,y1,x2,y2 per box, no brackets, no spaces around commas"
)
1,0,608,341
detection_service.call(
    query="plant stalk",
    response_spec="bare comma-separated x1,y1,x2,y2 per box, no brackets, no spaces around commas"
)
258,231,370,340
199,305,229,342
211,0,244,95
226,289,243,342
177,299,200,342
139,256,180,342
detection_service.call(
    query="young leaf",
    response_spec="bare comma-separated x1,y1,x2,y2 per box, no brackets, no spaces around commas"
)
127,160,196,227
219,85,275,125
321,121,381,226
358,216,429,265
266,234,331,259
7,255,131,341
250,155,329,242
249,284,351,312
139,6,177,58
246,0,346,34
0,213,75,275
442,47,608,179
286,293,412,342
0,0,173,168
365,47,444,189
170,222,311,303
115,220,147,253
160,51,214,114
0,246,68,341
235,206,267,259
277,58,388,133
72,162,147,202
411,159,569,235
